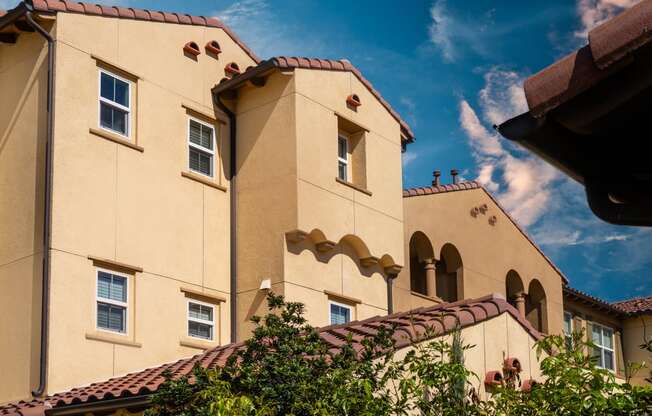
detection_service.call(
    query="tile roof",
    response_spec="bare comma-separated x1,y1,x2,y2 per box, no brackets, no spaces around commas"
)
403,181,569,284
11,0,260,63
613,295,652,315
524,0,652,117
212,56,415,144
0,294,538,416
563,286,626,316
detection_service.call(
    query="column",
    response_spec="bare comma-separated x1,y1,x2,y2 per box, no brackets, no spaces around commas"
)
514,292,526,318
423,258,436,298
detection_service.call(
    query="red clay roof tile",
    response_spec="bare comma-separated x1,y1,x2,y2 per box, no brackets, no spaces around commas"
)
613,295,652,315
26,0,260,63
0,294,538,416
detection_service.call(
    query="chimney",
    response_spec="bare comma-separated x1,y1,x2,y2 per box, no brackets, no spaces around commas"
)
451,169,459,184
432,170,441,187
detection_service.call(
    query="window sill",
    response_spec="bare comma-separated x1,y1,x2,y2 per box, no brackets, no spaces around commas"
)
180,338,218,351
89,128,144,152
86,332,142,348
324,290,361,305
181,171,227,192
335,177,372,196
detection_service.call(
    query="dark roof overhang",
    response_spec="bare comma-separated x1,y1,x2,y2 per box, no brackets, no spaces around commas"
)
497,0,652,226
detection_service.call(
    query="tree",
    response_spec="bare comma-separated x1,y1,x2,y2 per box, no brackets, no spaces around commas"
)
147,293,652,416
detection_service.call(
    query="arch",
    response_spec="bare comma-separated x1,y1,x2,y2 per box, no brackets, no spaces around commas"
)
526,279,547,333
505,270,525,313
339,234,373,260
437,243,462,302
409,232,435,296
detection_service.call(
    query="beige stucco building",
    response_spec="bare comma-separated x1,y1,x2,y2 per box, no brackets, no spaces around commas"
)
0,0,649,413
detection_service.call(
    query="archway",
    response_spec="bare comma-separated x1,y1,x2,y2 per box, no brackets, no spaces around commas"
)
505,270,525,317
408,232,435,296
526,279,547,333
437,243,463,302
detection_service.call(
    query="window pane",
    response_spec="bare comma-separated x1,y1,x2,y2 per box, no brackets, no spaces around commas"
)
189,321,213,340
189,303,213,321
338,136,347,159
97,272,111,298
97,303,125,332
563,313,572,334
100,72,114,101
189,120,202,146
603,329,613,349
114,78,129,107
338,161,347,181
592,325,601,345
110,275,127,302
100,103,128,135
97,302,110,329
592,347,603,367
189,147,212,176
330,304,350,325
604,350,614,370
200,125,213,150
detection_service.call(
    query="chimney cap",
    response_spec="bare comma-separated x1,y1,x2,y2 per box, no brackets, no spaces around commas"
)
432,170,441,187
450,169,459,184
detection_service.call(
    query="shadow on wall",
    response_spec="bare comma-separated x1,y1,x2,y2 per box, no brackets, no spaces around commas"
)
408,232,463,303
505,270,548,333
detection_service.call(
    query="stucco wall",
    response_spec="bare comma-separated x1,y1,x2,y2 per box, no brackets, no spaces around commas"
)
623,315,652,386
398,188,564,335
43,13,256,395
0,21,50,403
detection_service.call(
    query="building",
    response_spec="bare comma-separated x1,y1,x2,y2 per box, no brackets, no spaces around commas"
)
0,0,649,414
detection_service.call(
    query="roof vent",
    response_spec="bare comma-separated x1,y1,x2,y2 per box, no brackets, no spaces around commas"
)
346,94,361,109
432,170,441,187
183,41,200,57
205,40,221,57
450,169,459,184
225,62,241,76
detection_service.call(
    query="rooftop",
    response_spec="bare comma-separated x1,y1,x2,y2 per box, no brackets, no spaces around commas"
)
0,294,536,416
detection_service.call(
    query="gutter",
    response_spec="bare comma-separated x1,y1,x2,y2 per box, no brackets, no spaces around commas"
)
16,3,56,399
45,395,151,415
213,92,238,342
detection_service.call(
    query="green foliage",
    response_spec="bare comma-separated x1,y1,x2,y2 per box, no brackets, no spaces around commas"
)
147,294,652,416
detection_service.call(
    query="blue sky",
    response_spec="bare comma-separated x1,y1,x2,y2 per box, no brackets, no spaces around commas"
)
5,0,648,301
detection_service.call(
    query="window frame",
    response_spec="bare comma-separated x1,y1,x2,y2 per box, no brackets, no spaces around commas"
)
563,311,573,348
187,116,216,178
337,133,349,182
98,68,132,138
187,298,216,341
329,300,353,325
592,322,615,371
95,267,129,335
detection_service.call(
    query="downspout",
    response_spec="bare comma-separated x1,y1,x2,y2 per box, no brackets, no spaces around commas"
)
386,274,396,314
213,92,237,342
24,9,55,398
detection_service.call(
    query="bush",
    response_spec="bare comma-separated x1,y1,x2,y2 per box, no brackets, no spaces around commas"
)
146,293,652,416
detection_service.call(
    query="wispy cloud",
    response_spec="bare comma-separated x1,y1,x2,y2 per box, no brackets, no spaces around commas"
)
575,0,640,39
214,0,325,59
402,151,418,168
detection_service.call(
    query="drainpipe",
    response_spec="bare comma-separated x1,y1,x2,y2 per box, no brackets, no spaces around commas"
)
386,274,396,314
24,9,55,398
213,93,237,343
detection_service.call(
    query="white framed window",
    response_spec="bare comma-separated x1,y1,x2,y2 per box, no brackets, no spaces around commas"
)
329,300,352,325
592,322,615,371
188,117,215,178
563,311,573,349
96,269,128,334
99,69,131,137
337,134,349,181
187,299,215,341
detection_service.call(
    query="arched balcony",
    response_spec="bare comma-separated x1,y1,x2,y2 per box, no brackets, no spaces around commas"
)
526,279,548,333
408,233,462,302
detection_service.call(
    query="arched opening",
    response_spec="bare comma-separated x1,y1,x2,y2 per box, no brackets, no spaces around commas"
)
505,270,525,317
437,243,462,302
526,279,547,333
408,232,435,296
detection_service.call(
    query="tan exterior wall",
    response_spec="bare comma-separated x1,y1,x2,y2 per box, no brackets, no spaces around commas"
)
41,13,256,395
234,68,404,337
622,315,652,386
398,188,564,335
0,20,51,403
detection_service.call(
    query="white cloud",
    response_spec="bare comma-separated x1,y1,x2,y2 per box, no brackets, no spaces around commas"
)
478,68,527,126
399,97,417,127
402,151,418,167
575,0,641,39
429,0,456,62
214,0,325,59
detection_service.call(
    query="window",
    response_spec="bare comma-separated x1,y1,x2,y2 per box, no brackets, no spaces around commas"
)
187,300,215,340
563,312,573,349
99,70,130,137
337,134,349,181
329,301,351,325
188,118,215,177
96,270,128,334
592,323,614,370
